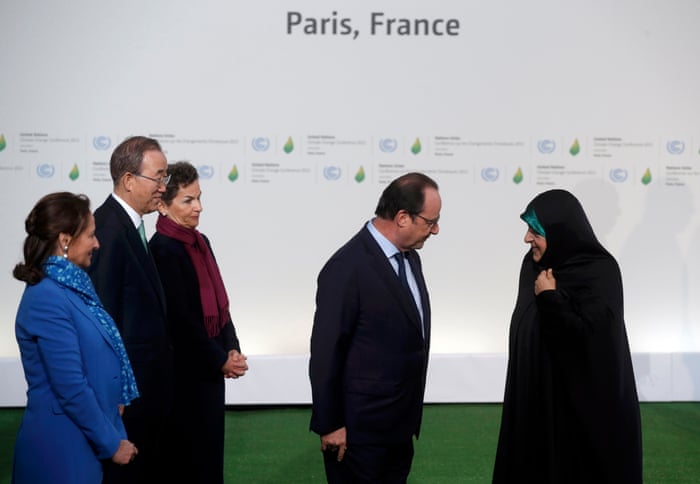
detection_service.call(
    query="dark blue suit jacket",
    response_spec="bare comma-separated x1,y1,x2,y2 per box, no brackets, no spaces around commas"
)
88,195,173,418
310,225,431,445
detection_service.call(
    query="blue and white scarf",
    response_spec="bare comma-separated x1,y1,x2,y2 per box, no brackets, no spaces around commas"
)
43,256,139,405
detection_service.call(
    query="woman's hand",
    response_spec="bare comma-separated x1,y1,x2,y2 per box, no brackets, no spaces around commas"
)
535,268,556,295
222,350,249,379
111,439,138,465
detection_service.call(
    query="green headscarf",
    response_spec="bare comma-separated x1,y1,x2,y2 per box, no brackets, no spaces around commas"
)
520,206,546,237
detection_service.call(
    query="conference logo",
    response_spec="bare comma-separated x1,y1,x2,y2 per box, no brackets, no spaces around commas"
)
641,168,652,185
251,137,270,152
323,166,342,180
569,138,581,156
609,168,628,183
411,138,422,155
36,163,55,178
537,139,556,154
283,136,294,154
481,167,499,182
378,138,398,153
69,164,80,181
197,165,215,180
0,133,6,152
92,136,111,150
228,165,239,182
666,140,685,155
512,167,523,184
355,166,366,183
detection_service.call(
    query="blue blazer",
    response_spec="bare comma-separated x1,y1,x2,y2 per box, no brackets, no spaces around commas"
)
309,225,431,445
13,277,127,484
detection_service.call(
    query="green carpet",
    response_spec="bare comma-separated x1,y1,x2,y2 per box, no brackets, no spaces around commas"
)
1,403,699,483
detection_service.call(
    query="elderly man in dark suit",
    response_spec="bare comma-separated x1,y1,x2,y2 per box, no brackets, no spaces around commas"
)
310,172,441,483
88,136,174,484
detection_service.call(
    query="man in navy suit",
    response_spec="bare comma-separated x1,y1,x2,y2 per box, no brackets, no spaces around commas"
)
88,136,175,484
310,172,442,483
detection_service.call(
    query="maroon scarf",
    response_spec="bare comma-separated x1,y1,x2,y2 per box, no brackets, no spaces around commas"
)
156,214,230,337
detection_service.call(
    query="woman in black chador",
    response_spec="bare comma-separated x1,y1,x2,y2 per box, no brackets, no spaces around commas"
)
493,189,642,483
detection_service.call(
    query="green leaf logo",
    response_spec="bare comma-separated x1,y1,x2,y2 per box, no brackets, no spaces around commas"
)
0,134,6,152
569,138,580,156
411,138,422,155
69,164,80,181
641,168,652,185
512,167,523,184
283,136,294,154
228,165,239,182
355,166,365,183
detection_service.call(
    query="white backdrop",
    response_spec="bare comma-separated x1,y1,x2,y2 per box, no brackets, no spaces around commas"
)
1,0,699,404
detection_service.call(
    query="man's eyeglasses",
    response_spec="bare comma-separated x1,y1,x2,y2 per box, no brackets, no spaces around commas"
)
413,213,440,227
132,172,171,186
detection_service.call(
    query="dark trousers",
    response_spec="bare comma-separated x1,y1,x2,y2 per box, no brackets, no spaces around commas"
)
323,441,414,484
102,413,173,484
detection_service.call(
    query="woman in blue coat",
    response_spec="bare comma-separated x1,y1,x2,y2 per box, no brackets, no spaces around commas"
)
12,192,140,483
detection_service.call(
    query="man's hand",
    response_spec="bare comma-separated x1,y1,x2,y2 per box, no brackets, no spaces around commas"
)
321,427,347,461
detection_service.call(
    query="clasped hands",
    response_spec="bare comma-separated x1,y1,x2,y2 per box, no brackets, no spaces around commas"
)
222,349,248,379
